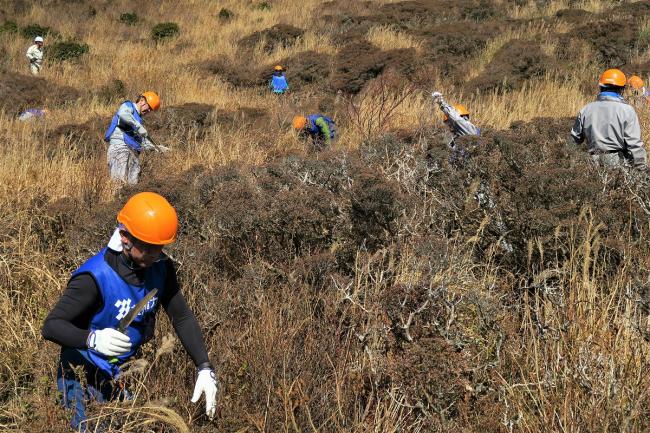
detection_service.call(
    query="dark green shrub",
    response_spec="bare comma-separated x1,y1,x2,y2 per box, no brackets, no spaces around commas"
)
47,41,89,62
151,22,179,42
254,1,272,11
21,24,51,39
119,12,139,26
218,8,234,20
0,21,18,35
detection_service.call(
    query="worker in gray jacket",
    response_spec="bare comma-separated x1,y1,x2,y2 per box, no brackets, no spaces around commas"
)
432,91,480,147
571,69,647,170
431,91,480,164
104,91,169,184
26,36,44,75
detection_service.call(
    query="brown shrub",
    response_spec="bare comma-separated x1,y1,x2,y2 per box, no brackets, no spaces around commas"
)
239,23,304,53
146,103,215,141
214,106,269,131
466,39,552,93
0,70,81,112
332,41,421,94
555,8,592,23
271,50,331,90
563,19,648,67
202,57,265,87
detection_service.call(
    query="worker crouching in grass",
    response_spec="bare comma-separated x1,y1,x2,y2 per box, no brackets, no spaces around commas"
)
104,92,169,185
571,69,647,170
292,114,337,152
42,192,217,432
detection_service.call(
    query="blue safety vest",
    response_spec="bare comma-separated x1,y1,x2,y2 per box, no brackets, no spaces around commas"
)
306,114,336,139
71,248,167,378
104,101,144,152
270,74,288,93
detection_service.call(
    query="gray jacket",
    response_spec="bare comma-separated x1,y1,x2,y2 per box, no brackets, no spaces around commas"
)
571,93,647,169
107,102,154,151
440,101,480,146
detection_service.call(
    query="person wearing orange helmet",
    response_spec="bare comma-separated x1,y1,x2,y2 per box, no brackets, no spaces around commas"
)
292,113,337,151
571,69,647,169
42,192,218,431
104,91,169,184
431,91,480,160
627,75,649,107
270,64,289,94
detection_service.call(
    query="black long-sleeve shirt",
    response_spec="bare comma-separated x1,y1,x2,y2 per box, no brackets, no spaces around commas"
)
42,249,211,369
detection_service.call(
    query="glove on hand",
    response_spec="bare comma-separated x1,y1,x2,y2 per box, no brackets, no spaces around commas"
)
156,145,170,153
87,328,132,357
191,369,218,419
431,91,444,104
137,125,148,138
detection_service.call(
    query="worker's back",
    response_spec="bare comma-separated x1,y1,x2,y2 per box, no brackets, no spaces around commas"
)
571,92,646,169
572,95,634,150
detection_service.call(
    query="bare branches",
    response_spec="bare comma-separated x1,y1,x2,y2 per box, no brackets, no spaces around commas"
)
346,71,419,141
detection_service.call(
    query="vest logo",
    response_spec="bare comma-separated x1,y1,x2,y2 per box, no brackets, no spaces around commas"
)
115,299,133,320
114,297,158,321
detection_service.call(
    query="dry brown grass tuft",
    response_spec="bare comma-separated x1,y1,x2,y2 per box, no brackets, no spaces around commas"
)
1,0,650,432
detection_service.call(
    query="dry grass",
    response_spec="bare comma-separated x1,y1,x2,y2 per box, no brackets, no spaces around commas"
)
366,25,423,52
1,0,650,432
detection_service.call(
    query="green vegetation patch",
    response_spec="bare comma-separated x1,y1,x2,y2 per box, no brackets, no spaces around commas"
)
151,22,180,42
119,12,139,26
47,41,89,62
21,24,52,39
0,20,18,35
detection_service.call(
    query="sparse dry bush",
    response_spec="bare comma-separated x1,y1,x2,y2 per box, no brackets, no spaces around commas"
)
1,1,649,432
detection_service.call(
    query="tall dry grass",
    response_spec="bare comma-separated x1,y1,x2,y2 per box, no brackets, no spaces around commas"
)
0,0,649,432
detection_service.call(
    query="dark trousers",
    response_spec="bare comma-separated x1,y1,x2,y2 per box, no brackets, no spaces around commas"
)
57,348,127,432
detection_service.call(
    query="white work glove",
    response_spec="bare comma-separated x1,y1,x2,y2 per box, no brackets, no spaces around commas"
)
431,91,443,103
156,145,170,153
137,125,148,138
87,328,132,357
191,369,218,419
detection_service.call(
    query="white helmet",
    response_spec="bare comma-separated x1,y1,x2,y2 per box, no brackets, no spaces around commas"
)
34,36,44,43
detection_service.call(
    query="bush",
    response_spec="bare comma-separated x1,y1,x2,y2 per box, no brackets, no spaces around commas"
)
0,20,18,35
218,8,234,20
47,41,89,62
254,1,272,11
21,24,52,39
119,12,139,26
151,22,179,42
98,79,126,104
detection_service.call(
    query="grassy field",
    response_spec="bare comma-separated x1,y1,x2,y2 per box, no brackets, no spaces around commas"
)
1,0,649,432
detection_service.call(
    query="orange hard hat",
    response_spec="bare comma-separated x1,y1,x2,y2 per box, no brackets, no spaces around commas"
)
628,75,644,90
141,91,161,111
117,192,178,245
598,69,626,87
292,115,307,130
274,65,284,71
443,103,470,121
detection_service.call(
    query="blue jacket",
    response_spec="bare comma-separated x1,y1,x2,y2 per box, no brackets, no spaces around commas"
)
270,74,288,93
71,248,167,378
104,101,145,152
306,114,336,139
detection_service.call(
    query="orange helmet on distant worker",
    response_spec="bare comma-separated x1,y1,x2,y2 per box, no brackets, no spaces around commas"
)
292,115,308,130
274,65,284,72
141,91,161,111
628,75,644,90
598,69,626,87
443,104,470,121
117,192,178,245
